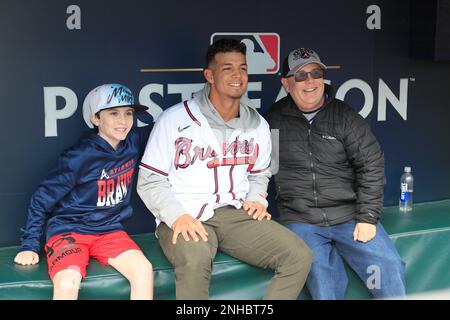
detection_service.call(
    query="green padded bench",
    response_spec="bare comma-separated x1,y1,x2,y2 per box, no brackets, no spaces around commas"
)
1,199,450,300
0,233,273,300
344,199,450,299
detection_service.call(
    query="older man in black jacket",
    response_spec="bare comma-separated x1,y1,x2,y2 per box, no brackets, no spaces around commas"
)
266,48,405,299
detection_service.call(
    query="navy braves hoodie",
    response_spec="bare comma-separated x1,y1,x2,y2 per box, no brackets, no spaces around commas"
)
20,127,150,253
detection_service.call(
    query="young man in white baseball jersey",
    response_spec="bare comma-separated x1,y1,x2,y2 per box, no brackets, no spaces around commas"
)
138,39,312,299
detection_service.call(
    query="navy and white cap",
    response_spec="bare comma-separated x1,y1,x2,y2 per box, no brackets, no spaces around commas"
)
89,83,148,116
282,48,327,77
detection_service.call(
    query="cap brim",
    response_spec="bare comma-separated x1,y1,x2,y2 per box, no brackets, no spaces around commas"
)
129,104,148,112
99,104,148,113
285,61,327,77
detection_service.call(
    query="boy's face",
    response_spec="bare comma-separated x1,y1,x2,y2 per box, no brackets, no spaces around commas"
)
91,106,134,149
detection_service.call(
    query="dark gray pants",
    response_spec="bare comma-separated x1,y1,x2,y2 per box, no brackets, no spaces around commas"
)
157,206,312,299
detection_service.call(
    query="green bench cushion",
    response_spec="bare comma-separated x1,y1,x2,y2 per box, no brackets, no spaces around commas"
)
345,199,450,299
1,200,450,299
0,234,274,299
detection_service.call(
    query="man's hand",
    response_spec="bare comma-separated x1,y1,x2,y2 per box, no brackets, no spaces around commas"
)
242,201,271,221
171,214,209,245
14,250,39,265
353,222,376,243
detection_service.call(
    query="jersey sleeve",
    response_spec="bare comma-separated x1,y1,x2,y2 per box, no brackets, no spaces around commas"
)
248,117,272,175
139,113,173,177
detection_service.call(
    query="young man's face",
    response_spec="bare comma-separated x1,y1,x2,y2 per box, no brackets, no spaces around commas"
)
91,107,134,149
281,63,325,112
204,51,248,101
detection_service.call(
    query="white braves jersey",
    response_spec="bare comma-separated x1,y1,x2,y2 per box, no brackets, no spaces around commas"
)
139,99,271,224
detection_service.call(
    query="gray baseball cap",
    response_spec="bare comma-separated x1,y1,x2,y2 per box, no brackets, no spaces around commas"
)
282,48,327,77
89,83,148,116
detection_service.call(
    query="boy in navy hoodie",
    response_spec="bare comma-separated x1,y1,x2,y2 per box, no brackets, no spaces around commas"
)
14,84,153,300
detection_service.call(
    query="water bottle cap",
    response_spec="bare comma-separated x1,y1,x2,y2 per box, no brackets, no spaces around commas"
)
404,166,411,173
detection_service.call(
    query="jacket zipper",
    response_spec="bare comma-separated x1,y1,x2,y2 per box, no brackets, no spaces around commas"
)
308,127,329,225
307,128,318,208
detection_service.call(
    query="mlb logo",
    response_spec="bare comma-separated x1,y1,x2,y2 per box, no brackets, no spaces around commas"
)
210,33,280,75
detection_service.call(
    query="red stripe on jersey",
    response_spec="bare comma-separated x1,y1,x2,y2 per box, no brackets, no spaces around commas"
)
139,163,168,176
214,167,219,193
250,165,270,174
214,167,220,203
246,144,259,172
197,203,208,219
228,136,238,200
183,101,201,126
229,165,236,200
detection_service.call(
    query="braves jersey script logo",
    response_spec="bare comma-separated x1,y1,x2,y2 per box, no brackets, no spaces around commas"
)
174,137,258,171
210,32,280,74
97,159,135,207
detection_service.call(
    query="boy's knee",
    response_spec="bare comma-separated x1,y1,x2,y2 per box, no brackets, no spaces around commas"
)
128,260,153,285
142,260,154,278
53,268,82,291
138,259,153,276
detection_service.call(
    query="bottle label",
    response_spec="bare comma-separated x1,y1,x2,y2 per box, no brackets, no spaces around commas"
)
401,182,408,192
400,191,409,202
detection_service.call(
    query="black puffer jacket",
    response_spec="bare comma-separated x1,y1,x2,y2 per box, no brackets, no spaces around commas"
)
266,84,385,226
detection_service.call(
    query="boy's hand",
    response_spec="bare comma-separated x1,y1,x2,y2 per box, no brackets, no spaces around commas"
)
14,251,39,265
243,201,272,221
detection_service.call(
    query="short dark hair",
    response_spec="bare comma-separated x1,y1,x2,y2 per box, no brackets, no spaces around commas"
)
205,38,247,67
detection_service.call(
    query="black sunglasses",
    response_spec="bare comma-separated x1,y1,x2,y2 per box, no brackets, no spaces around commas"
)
293,68,324,82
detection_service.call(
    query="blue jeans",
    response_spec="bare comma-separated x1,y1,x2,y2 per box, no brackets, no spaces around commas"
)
287,219,406,299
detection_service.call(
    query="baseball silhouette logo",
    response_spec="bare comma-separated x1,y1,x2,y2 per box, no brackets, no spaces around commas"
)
210,32,280,74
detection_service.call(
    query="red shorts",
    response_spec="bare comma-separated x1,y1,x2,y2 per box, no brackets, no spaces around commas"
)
44,231,141,280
